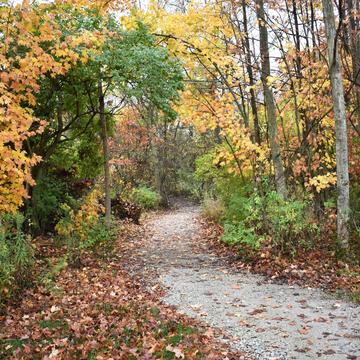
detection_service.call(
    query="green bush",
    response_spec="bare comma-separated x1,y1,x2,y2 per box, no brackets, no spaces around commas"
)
222,222,262,249
221,189,318,256
221,191,262,250
55,191,115,265
131,186,160,210
58,216,116,266
29,174,69,234
263,192,318,253
0,214,34,304
81,219,117,250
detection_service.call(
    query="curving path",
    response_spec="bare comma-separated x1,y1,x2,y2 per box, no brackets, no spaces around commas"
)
132,204,360,360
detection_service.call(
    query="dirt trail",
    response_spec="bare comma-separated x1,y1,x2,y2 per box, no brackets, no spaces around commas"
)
133,204,360,360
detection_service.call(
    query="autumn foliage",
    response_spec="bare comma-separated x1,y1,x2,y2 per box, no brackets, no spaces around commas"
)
0,0,359,357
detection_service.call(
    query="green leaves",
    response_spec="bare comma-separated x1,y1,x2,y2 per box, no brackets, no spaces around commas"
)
100,22,183,120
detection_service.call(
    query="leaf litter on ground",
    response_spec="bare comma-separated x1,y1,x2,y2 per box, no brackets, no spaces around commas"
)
0,219,245,360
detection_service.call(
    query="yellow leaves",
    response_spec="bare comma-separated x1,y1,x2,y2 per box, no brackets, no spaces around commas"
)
123,0,232,75
0,2,103,214
266,75,278,87
55,189,103,241
52,31,104,67
0,95,11,106
53,48,69,58
0,0,115,214
308,173,337,192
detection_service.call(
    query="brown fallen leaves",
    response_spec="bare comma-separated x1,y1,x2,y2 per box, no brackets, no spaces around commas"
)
196,218,360,301
0,221,243,359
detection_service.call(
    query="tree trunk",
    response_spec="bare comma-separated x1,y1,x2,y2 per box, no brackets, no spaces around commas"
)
153,124,169,208
242,0,261,145
154,146,169,207
346,0,360,132
98,80,111,227
256,0,288,198
322,0,350,248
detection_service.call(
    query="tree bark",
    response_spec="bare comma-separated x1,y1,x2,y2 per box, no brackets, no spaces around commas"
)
256,0,288,198
242,0,261,145
346,0,360,132
322,0,350,248
98,80,111,227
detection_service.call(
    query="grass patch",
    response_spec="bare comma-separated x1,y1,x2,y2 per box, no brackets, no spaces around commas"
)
96,302,113,315
39,319,68,330
150,306,161,319
0,338,28,356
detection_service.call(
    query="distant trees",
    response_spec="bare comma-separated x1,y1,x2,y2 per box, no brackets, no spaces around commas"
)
0,2,183,235
0,0,359,249
130,0,359,246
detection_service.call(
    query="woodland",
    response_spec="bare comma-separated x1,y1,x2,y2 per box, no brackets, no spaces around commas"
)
0,0,359,358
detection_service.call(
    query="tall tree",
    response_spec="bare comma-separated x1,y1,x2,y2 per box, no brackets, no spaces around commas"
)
241,0,261,145
346,0,360,132
98,79,111,227
256,0,288,198
322,0,350,247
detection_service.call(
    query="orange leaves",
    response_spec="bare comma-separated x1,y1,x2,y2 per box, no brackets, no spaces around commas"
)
0,5,58,212
0,2,109,213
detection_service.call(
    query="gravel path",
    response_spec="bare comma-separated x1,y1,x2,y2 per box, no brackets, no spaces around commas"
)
139,205,360,360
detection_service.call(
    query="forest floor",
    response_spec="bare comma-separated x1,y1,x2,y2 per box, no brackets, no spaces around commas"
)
1,203,359,359
0,211,243,359
121,203,360,360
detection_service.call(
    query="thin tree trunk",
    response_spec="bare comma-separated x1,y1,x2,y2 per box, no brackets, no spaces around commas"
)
322,0,350,248
98,79,111,227
346,0,360,131
292,0,302,76
242,0,261,145
256,0,288,198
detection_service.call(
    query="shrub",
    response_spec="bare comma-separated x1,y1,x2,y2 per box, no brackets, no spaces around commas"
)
201,197,225,223
81,219,117,250
221,189,318,256
131,186,160,210
55,188,106,266
0,214,34,304
29,175,68,234
222,222,262,249
263,192,318,253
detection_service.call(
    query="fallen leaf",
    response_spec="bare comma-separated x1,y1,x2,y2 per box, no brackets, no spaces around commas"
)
249,308,266,316
298,326,311,335
166,345,185,359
